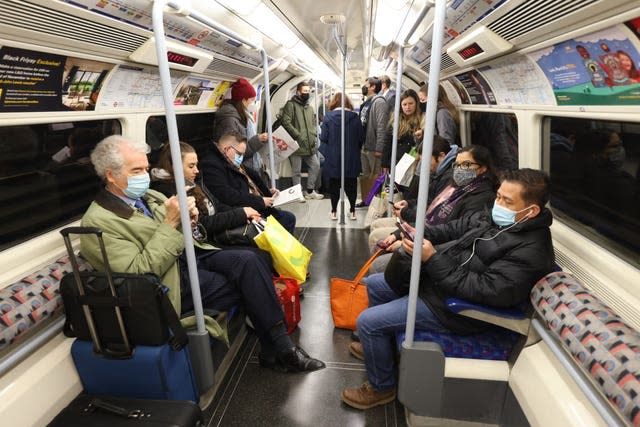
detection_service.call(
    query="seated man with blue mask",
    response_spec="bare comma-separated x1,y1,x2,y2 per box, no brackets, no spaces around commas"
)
199,132,297,235
342,168,555,409
80,135,324,373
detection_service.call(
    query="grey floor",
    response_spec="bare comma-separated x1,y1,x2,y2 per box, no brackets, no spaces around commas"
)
204,198,407,426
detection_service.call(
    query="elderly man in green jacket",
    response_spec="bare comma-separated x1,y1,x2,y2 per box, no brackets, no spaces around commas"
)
79,135,325,373
280,81,324,200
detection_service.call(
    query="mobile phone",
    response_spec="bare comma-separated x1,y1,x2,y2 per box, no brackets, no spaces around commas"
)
396,222,415,242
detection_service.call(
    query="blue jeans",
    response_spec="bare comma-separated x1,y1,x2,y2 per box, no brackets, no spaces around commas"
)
268,208,296,235
357,273,449,391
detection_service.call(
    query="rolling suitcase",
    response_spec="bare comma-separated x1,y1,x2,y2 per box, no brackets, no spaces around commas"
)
60,227,198,403
48,394,202,426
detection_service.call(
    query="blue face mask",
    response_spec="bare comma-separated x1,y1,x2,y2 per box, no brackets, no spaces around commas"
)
123,173,150,199
233,153,244,167
492,201,533,227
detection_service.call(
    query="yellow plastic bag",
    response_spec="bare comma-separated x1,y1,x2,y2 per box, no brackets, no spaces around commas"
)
254,216,312,284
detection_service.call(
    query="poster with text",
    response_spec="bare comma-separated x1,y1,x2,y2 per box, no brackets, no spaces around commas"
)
479,56,556,105
454,70,497,104
529,27,640,105
0,46,112,112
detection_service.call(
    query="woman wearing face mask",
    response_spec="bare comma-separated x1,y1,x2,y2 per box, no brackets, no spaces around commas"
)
368,145,497,273
212,78,270,178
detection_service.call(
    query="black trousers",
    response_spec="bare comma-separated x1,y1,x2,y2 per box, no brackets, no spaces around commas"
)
179,247,282,354
329,177,358,213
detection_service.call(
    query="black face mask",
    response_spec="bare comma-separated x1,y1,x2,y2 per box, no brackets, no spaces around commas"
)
361,85,368,96
299,93,310,103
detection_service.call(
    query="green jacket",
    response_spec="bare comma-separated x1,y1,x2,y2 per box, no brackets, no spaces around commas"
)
79,188,217,315
280,96,317,156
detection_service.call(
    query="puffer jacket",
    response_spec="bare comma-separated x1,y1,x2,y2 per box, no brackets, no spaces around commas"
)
419,208,555,334
280,96,317,156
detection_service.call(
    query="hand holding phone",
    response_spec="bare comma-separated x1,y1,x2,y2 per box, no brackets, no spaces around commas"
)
396,222,415,242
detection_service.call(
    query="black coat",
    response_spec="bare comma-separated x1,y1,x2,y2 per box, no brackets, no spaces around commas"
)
419,208,555,334
198,143,273,216
319,109,364,178
149,178,248,237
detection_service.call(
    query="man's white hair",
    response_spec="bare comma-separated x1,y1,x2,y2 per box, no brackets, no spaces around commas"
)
90,135,150,179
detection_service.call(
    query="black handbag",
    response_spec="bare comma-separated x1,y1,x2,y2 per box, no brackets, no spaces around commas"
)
384,247,413,297
214,222,261,247
60,227,187,359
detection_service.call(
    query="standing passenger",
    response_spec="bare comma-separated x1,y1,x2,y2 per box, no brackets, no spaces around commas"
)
280,81,324,200
320,93,364,220
381,89,423,175
419,83,459,146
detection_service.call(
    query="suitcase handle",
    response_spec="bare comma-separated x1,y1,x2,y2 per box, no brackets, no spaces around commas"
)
89,398,146,419
61,226,132,357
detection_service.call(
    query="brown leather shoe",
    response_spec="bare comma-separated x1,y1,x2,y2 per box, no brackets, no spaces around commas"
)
349,341,364,361
342,382,396,409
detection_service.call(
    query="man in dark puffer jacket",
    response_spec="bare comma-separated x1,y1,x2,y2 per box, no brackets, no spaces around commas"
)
342,168,555,410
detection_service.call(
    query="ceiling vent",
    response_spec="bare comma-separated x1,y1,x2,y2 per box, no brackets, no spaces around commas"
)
0,0,147,54
487,0,600,41
206,57,261,80
423,52,456,74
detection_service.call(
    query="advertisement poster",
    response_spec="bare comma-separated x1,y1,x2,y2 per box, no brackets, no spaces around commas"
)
0,46,112,112
478,56,556,105
529,27,640,105
174,77,217,107
208,80,231,109
446,77,470,104
454,70,497,104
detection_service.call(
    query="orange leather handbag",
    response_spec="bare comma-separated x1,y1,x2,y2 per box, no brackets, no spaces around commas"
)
330,250,384,330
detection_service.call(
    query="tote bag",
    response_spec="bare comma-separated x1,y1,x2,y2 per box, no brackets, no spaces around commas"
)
330,249,384,330
254,216,312,284
394,152,417,187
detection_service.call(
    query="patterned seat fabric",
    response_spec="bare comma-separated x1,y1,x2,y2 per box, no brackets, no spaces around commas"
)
0,255,92,352
531,272,640,427
397,327,519,361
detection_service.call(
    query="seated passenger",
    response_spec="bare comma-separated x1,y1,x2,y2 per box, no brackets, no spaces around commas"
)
369,145,496,272
80,135,324,373
342,169,555,409
199,132,297,234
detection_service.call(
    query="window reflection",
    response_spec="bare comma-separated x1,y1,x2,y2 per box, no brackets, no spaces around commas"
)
547,117,639,265
0,120,121,250
470,112,518,173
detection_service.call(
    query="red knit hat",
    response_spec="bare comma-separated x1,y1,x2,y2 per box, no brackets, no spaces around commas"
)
231,78,256,101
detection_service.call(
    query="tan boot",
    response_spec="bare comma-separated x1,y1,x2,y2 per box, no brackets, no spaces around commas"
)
349,341,364,361
342,381,396,410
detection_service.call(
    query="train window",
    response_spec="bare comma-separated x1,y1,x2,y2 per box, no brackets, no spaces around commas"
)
470,112,519,172
545,117,640,267
145,113,215,161
0,120,121,251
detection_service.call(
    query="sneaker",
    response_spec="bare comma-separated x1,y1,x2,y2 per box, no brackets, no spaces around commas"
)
330,211,337,220
342,381,397,410
349,341,364,361
350,212,357,221
305,191,325,200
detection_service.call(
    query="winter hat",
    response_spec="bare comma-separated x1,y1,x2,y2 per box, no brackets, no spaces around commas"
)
231,78,256,101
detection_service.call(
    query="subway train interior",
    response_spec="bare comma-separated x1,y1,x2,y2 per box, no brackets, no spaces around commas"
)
0,0,639,426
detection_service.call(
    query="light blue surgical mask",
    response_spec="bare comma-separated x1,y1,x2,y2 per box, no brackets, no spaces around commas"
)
123,173,150,199
233,153,244,167
492,201,533,227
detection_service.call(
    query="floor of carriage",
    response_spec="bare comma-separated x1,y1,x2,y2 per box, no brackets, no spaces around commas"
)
203,199,407,426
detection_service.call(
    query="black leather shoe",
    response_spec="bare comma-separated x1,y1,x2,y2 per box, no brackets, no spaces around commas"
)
274,347,325,373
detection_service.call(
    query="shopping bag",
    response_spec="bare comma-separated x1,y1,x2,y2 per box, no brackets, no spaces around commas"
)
254,216,312,284
363,194,387,228
273,276,301,334
359,175,377,206
364,172,387,205
330,250,384,330
394,152,417,187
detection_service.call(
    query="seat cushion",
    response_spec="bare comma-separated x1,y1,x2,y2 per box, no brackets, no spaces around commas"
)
397,327,519,361
531,271,640,426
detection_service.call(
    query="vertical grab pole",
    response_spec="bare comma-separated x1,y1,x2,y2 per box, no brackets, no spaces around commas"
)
261,50,277,189
387,45,404,217
404,0,446,348
151,1,205,335
333,24,347,225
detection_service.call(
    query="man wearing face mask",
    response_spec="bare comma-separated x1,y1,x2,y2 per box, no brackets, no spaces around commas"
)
342,169,554,409
212,78,270,179
81,135,324,373
200,132,297,235
280,81,323,200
